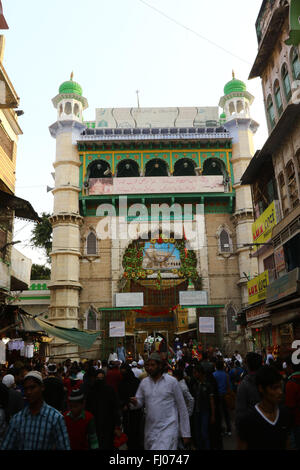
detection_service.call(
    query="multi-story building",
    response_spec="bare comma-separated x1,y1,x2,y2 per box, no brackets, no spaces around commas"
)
0,24,39,316
48,70,260,360
241,0,300,357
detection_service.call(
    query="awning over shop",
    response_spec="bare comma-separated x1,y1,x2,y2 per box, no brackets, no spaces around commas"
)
35,318,101,349
0,190,41,222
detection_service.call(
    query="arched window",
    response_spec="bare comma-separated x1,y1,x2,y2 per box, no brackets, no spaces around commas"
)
274,81,283,116
73,103,80,117
85,307,98,330
87,232,97,255
202,158,225,176
278,171,289,216
227,306,237,332
145,159,169,177
116,159,140,177
236,100,244,114
88,160,111,178
291,47,300,81
286,160,299,208
173,158,196,176
266,95,276,130
64,102,72,115
219,229,232,253
229,102,235,115
281,63,292,102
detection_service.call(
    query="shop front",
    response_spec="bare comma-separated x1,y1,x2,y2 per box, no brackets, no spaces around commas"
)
266,267,300,357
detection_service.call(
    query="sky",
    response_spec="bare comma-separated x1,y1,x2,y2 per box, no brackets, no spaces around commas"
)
2,0,267,265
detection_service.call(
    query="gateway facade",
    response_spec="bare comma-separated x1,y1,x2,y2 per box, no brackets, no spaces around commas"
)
48,75,258,359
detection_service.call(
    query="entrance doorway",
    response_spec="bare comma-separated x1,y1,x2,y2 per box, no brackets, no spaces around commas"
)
134,330,169,359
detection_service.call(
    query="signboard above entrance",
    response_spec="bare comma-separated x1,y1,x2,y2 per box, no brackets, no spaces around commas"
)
115,292,144,308
179,291,208,306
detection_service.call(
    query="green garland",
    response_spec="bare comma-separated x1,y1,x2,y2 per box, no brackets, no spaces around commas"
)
122,237,201,287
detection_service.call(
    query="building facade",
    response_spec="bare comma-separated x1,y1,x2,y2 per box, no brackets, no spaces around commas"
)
241,0,300,358
48,73,259,360
0,31,39,310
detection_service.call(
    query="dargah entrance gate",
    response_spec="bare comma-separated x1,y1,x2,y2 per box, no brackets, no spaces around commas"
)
48,74,258,360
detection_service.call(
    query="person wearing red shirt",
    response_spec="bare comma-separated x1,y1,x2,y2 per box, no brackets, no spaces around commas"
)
106,361,122,393
63,389,99,450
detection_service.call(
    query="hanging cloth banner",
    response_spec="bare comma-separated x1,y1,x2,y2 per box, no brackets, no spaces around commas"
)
35,318,101,349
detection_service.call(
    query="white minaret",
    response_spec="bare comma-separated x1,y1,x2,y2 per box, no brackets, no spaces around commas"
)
48,74,88,359
219,73,259,307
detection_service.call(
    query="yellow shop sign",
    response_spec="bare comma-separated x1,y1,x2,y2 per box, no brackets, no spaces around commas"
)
252,201,279,250
247,271,269,305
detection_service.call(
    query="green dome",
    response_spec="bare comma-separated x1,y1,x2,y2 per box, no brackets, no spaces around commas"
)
224,76,246,95
59,79,82,96
220,112,226,119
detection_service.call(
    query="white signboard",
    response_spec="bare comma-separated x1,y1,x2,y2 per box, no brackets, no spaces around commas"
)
115,292,144,308
179,291,208,306
109,321,126,337
199,317,215,333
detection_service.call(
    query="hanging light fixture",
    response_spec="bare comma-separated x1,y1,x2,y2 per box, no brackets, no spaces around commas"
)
2,337,10,344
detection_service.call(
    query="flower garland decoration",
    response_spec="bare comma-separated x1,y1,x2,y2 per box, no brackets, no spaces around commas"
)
122,236,201,286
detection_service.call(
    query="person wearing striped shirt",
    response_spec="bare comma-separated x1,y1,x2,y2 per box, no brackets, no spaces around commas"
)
1,371,70,450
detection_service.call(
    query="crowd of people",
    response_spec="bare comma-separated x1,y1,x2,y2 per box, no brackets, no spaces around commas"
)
0,339,299,451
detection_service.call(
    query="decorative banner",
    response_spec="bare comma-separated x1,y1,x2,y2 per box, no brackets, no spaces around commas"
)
89,176,224,196
109,321,125,337
251,201,280,251
247,271,269,305
199,317,215,333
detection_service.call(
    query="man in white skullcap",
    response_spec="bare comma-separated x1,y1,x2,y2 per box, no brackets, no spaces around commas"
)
129,352,191,450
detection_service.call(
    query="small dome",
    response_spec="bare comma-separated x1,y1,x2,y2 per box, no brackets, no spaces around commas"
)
224,72,246,95
220,112,226,119
59,75,82,96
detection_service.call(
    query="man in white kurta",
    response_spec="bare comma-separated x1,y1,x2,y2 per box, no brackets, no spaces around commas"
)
130,352,191,450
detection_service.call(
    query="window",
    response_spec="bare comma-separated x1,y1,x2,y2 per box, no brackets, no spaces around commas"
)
227,306,237,332
267,95,276,129
274,81,283,116
291,47,300,80
64,102,72,115
281,64,292,102
86,232,97,255
286,160,299,208
263,254,277,282
87,308,97,330
218,228,233,253
278,172,289,216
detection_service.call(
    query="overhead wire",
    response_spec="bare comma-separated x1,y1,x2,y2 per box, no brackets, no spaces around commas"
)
136,0,251,65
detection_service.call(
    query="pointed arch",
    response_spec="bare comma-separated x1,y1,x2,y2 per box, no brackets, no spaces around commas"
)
216,225,233,254
84,306,99,331
226,304,237,332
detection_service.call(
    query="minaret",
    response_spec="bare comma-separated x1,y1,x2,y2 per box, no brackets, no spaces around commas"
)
48,74,88,358
219,73,258,306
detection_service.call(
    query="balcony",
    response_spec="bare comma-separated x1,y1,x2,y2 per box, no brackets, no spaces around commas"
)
10,247,32,291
